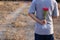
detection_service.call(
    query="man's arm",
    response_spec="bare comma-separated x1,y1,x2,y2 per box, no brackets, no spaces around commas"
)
28,13,46,25
28,0,46,25
52,1,59,19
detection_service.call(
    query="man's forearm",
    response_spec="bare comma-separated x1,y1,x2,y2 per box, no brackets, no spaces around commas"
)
28,13,41,23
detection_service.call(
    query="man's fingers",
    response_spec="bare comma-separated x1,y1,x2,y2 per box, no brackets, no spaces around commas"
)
41,20,47,25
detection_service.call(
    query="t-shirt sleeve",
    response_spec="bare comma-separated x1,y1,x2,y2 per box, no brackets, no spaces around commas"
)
52,1,59,17
28,0,36,14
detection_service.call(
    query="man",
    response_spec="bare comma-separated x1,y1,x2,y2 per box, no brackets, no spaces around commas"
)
28,0,59,40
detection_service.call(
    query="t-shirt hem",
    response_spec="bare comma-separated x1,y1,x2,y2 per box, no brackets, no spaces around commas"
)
34,32,54,35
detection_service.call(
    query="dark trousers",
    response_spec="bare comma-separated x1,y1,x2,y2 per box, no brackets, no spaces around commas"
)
35,33,54,40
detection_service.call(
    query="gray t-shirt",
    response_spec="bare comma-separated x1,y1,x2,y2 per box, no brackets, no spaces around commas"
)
28,0,59,35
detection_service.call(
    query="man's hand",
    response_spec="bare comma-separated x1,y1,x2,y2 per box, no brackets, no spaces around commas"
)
28,13,47,25
40,20,47,25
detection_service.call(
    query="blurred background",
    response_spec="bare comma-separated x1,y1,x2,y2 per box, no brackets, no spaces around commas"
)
0,0,60,2
0,0,60,40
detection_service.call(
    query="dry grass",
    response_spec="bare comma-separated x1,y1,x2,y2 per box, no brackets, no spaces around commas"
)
0,1,60,40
